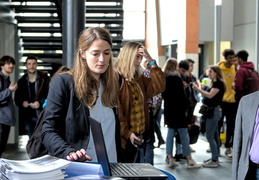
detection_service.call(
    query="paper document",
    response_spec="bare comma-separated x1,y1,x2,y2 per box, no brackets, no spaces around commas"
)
1,155,70,173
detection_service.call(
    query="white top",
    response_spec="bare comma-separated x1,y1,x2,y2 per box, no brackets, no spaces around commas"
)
87,81,117,163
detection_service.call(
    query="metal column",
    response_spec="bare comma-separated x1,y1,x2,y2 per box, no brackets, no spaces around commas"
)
214,1,221,65
62,0,85,68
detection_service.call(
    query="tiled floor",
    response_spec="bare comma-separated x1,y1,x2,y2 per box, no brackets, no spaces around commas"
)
2,134,232,180
152,107,232,180
2,112,232,180
153,137,232,180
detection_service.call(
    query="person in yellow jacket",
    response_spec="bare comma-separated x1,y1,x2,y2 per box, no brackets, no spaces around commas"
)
217,49,238,158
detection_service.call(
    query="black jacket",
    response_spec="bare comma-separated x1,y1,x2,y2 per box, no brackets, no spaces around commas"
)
42,73,122,161
162,74,188,128
14,71,50,134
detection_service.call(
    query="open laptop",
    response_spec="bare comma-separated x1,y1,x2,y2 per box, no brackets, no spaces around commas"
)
89,116,168,180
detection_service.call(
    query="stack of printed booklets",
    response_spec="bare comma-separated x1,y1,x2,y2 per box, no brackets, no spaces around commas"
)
0,155,71,180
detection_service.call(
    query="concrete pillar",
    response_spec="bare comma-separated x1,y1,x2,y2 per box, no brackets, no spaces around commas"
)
177,0,199,77
62,0,85,68
145,0,165,66
214,0,222,64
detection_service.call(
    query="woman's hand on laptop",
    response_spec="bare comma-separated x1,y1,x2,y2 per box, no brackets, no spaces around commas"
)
66,149,92,162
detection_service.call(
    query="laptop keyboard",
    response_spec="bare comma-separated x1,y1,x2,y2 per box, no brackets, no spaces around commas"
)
110,163,140,176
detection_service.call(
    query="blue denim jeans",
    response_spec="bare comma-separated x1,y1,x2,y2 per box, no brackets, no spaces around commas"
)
175,142,182,155
145,136,154,165
256,168,259,180
205,105,221,161
166,128,190,157
24,117,38,138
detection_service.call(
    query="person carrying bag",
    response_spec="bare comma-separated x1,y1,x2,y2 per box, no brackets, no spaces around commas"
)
199,104,214,119
192,66,226,168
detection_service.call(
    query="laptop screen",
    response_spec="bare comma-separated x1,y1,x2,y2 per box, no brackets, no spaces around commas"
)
89,116,112,176
89,116,168,180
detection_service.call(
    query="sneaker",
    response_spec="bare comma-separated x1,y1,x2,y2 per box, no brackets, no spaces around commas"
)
203,159,219,168
206,148,211,153
225,148,232,159
187,159,202,169
203,158,211,163
226,153,232,159
225,148,232,155
168,158,179,167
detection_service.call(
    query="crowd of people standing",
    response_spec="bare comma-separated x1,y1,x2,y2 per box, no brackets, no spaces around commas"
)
0,27,259,179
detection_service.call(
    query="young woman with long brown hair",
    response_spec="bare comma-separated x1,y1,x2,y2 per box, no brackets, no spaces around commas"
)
42,27,121,163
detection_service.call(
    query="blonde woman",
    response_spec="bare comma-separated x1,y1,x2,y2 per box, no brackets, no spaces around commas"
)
115,41,165,164
42,27,121,163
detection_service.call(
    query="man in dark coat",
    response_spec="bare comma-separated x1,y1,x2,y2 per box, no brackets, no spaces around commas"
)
14,56,50,137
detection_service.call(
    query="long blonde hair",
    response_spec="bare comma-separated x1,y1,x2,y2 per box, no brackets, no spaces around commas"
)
114,41,143,82
162,58,178,76
69,27,118,109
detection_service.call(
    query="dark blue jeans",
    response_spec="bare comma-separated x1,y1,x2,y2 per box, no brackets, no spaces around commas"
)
206,106,221,161
256,168,259,180
0,123,11,157
24,117,37,138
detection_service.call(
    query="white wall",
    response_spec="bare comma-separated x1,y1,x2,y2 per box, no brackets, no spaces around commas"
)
199,0,233,42
232,0,257,68
199,0,214,42
159,0,181,45
159,0,234,45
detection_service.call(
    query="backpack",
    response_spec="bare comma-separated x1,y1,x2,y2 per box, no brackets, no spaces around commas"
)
26,109,48,159
243,69,259,96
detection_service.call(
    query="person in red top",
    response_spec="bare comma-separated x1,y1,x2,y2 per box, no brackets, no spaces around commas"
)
233,50,259,103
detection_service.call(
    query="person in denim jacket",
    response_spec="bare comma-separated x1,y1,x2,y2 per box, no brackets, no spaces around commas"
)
0,55,17,158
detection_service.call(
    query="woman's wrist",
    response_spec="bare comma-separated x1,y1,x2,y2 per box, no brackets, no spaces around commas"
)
149,59,156,66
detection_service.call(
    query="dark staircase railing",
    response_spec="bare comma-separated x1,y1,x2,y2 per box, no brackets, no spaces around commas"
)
10,0,123,73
